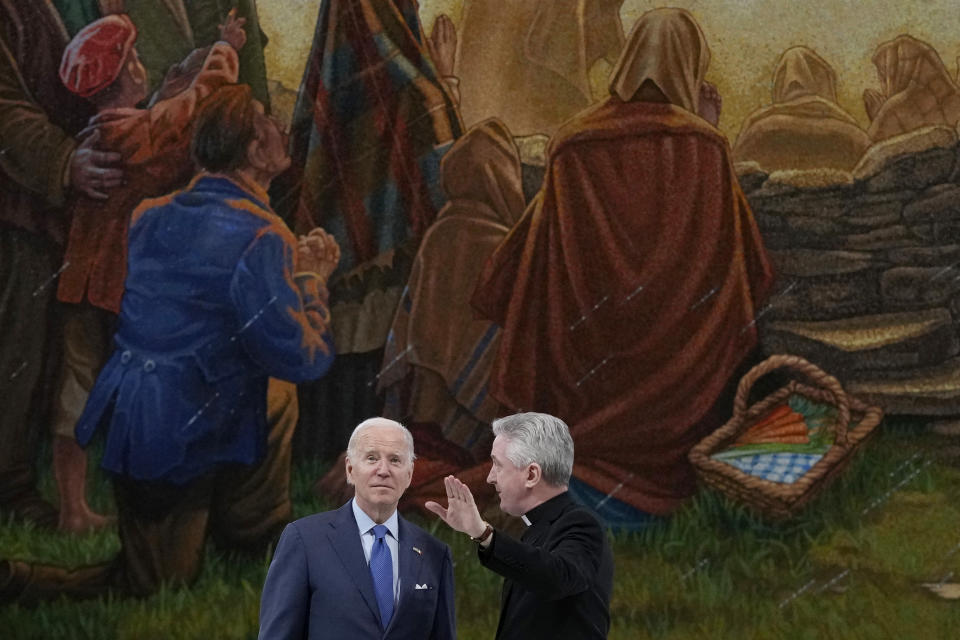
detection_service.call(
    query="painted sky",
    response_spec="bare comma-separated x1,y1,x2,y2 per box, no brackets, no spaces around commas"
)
259,1,960,139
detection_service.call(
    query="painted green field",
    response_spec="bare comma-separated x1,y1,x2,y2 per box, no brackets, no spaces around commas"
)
2,419,959,639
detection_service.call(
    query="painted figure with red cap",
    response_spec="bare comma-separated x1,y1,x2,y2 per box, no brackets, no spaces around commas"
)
47,10,249,533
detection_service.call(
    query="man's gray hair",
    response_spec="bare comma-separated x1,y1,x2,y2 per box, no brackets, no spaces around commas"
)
346,417,417,466
492,412,574,487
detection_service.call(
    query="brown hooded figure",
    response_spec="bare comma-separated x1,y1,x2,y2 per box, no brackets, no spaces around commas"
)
470,8,774,517
456,0,624,136
379,119,523,461
733,47,871,172
864,35,960,141
317,120,525,507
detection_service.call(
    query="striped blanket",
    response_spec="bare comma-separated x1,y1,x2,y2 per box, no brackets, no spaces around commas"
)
283,0,463,275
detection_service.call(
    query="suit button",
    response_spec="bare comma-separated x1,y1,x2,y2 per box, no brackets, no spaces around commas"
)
143,359,156,372
120,351,132,364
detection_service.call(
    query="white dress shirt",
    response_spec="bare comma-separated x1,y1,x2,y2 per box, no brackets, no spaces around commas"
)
352,498,401,603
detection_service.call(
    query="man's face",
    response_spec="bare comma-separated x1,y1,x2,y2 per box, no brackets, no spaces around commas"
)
486,435,530,516
251,100,291,178
346,424,414,517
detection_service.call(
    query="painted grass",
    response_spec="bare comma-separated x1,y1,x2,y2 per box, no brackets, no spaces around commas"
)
2,419,959,639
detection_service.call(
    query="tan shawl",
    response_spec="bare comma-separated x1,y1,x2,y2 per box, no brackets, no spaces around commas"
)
865,35,960,141
456,0,624,136
733,47,870,172
608,7,709,113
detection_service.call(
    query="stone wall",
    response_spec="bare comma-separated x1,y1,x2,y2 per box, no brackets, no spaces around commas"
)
743,126,960,415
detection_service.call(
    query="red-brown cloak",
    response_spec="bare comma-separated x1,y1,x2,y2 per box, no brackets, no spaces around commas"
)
472,8,774,515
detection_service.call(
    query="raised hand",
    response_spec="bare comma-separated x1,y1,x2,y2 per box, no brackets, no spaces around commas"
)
427,14,457,77
425,475,487,539
70,129,123,200
219,8,247,51
698,81,722,127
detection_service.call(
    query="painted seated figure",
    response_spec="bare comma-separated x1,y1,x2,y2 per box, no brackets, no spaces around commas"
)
733,46,871,172
469,8,774,528
863,35,960,141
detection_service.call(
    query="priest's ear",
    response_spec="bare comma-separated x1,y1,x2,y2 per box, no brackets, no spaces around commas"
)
524,462,543,489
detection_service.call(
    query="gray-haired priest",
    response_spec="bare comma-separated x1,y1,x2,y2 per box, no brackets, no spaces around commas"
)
426,412,614,639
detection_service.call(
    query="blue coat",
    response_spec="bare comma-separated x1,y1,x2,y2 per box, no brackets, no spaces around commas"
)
75,175,335,484
258,501,456,640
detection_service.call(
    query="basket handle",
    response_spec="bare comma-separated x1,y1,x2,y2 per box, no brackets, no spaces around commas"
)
732,354,851,447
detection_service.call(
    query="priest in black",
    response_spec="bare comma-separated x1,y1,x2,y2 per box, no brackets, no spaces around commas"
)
426,412,614,639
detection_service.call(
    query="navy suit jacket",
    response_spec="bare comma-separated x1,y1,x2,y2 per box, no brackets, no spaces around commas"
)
258,501,456,639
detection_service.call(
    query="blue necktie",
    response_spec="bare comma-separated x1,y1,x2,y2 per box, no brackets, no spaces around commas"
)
369,524,394,627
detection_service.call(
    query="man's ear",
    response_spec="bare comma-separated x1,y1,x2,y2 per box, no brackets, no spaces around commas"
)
525,463,542,489
246,132,268,173
344,455,354,486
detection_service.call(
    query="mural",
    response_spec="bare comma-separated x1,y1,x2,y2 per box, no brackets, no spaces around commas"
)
2,1,960,638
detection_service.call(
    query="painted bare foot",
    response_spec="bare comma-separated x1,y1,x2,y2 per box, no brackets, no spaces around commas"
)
58,508,114,533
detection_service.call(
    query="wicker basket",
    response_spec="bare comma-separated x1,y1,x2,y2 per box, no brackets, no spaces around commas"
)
689,354,884,520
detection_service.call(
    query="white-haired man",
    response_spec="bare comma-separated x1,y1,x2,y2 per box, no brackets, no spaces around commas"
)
258,417,455,639
426,412,614,639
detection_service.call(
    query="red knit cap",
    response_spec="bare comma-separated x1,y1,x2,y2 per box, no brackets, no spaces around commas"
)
59,14,138,98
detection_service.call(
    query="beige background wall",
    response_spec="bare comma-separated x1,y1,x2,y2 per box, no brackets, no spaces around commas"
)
259,1,960,139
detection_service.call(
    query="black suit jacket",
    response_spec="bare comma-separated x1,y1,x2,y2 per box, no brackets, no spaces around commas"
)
478,492,614,640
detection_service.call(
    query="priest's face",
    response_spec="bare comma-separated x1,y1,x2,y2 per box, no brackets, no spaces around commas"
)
487,435,532,516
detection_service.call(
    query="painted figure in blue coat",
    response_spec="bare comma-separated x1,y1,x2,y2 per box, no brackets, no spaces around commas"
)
0,83,340,603
258,418,457,640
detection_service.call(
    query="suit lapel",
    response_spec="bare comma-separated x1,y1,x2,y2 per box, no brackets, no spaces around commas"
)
386,517,424,634
326,503,382,626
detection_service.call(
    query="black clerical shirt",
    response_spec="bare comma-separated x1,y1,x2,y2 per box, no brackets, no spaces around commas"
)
477,491,614,640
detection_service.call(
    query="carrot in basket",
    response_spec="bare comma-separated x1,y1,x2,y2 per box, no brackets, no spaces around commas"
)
748,420,807,440
737,433,810,445
747,408,802,433
742,410,806,438
735,418,809,445
746,415,804,437
750,405,793,428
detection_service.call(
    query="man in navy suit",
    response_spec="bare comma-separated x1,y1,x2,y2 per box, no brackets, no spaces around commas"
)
258,417,456,639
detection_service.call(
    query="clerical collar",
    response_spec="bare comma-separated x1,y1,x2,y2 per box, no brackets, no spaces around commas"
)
520,491,572,527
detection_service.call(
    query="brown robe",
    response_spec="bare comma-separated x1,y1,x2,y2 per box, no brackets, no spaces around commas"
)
471,9,775,515
864,35,960,142
380,119,524,459
456,0,624,136
733,47,871,172
0,0,93,512
0,0,91,241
